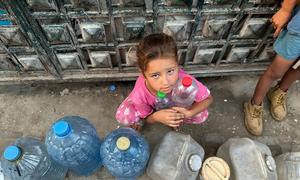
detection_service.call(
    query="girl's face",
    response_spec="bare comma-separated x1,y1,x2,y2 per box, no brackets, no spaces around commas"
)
143,57,179,95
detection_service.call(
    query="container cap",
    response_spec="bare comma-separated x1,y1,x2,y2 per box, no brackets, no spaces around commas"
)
53,121,71,137
182,77,192,87
3,146,21,161
157,91,166,99
201,157,230,180
108,84,117,92
188,154,202,172
116,136,130,151
265,155,276,172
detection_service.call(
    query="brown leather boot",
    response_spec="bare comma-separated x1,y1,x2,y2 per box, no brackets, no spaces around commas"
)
244,102,263,136
267,85,287,121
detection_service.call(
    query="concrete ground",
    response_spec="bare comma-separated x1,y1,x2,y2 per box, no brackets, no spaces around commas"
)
0,75,300,179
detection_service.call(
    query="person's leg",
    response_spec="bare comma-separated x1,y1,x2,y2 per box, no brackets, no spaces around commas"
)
279,65,300,91
265,27,300,121
251,55,295,105
244,27,300,135
266,61,300,120
244,55,294,136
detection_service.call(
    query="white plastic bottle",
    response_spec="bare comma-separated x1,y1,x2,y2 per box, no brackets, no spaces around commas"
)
172,76,198,107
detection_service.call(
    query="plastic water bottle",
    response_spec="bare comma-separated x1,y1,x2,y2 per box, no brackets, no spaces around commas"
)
1,137,67,180
275,152,300,180
154,91,174,110
171,76,198,107
45,116,102,176
217,138,277,180
100,127,150,180
147,131,205,180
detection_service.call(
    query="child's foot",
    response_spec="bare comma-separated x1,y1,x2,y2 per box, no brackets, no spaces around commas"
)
129,120,145,132
130,123,142,132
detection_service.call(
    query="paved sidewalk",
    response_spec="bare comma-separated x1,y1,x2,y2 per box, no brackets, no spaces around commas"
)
0,75,300,179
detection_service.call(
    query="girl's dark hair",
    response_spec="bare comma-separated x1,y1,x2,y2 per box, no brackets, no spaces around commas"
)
136,33,178,73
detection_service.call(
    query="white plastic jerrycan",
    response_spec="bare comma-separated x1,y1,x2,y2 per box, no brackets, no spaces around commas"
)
147,131,205,180
275,152,300,180
217,137,277,180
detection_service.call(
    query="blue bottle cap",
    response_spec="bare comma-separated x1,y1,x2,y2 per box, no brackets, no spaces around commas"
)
3,146,21,161
53,121,71,137
108,84,117,92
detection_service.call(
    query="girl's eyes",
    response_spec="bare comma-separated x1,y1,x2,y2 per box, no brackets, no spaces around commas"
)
167,69,175,74
151,74,160,79
150,68,176,79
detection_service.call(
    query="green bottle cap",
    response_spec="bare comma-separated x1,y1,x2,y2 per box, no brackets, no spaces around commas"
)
157,91,166,99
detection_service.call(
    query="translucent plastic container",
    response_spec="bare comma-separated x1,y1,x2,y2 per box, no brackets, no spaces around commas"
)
1,137,67,180
147,131,205,180
171,76,198,108
217,138,277,180
100,127,150,180
275,152,300,180
0,162,3,180
154,91,174,110
45,116,102,176
0,162,10,180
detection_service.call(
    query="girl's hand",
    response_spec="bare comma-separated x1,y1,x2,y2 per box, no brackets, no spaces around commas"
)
171,107,193,119
271,8,291,37
153,109,184,127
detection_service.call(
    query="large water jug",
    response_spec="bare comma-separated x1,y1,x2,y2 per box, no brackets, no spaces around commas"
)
217,138,277,180
1,137,67,180
45,116,102,176
275,152,300,180
0,161,3,180
100,127,150,180
147,131,205,180
171,76,198,107
154,91,174,110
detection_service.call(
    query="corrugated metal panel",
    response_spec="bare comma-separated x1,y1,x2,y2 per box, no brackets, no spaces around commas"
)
0,0,279,84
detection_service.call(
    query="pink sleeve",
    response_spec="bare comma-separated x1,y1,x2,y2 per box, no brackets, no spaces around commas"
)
115,75,155,125
115,97,153,125
133,100,153,118
194,80,211,102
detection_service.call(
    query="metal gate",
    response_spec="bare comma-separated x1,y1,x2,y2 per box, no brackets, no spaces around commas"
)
0,0,278,83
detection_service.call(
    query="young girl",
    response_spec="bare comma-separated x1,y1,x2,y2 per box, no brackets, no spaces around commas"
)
115,33,213,130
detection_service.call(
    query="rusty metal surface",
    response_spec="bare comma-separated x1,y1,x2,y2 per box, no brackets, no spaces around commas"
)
0,0,279,83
